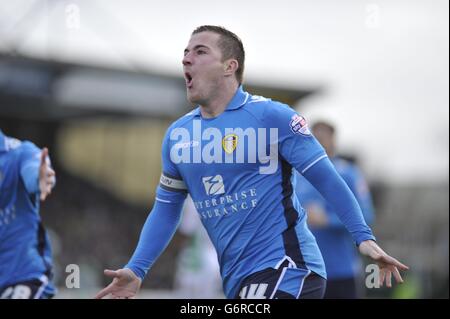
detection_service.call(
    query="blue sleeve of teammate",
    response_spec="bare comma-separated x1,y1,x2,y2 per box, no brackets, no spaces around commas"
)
19,142,41,194
124,187,185,280
346,167,375,225
303,157,376,245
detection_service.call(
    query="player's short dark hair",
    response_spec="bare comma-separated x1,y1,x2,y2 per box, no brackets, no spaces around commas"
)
192,25,245,84
312,121,335,135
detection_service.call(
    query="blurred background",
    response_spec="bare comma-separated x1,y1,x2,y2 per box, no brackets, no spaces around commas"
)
0,0,448,298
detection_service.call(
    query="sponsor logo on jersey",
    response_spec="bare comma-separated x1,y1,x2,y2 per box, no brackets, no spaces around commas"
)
202,175,225,196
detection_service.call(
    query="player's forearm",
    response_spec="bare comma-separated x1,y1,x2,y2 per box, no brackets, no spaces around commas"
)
303,158,375,245
317,205,368,230
125,198,184,280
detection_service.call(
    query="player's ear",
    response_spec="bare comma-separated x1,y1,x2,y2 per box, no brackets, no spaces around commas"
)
224,59,239,76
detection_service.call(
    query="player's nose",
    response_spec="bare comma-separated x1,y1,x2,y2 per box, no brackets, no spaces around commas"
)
182,52,192,66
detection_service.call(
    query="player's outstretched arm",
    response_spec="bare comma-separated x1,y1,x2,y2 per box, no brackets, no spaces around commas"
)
95,269,142,299
95,189,185,299
303,157,408,286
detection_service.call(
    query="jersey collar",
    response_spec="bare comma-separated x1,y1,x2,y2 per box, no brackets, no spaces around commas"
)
192,85,249,117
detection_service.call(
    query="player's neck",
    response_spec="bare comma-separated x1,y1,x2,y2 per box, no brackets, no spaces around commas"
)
200,82,239,118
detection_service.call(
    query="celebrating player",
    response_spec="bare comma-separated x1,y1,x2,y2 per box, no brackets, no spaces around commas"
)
96,25,408,299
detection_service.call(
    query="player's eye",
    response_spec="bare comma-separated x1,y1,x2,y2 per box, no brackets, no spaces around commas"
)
197,50,206,55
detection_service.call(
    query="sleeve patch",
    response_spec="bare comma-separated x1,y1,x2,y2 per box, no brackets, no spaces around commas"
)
290,114,311,136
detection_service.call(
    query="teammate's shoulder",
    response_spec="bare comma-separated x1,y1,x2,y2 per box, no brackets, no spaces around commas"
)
1,136,40,160
4,137,39,155
18,141,42,164
3,135,23,151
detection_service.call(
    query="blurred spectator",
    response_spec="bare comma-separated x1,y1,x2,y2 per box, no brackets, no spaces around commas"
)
174,196,222,298
295,121,375,299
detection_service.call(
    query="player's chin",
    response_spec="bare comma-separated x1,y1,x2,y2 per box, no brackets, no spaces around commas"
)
186,91,200,105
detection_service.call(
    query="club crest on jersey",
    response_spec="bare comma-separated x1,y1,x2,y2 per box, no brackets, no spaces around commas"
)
222,134,238,154
290,114,311,136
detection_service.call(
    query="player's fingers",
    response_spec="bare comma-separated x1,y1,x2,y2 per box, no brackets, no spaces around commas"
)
393,260,409,271
393,267,404,284
40,148,48,166
386,270,392,288
94,285,113,299
40,192,47,201
382,254,409,271
379,268,386,287
40,184,52,200
47,168,55,177
46,175,56,188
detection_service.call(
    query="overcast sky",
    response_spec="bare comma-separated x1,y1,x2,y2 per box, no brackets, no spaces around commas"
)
0,0,448,184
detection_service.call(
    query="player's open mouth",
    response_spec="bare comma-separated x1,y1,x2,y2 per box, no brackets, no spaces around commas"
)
185,72,193,88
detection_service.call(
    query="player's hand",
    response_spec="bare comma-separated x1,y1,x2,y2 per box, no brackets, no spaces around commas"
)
39,147,56,201
95,268,142,299
358,240,409,288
